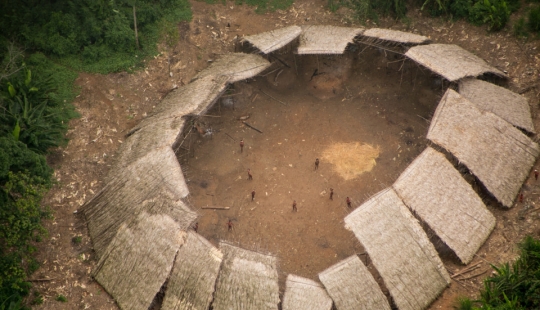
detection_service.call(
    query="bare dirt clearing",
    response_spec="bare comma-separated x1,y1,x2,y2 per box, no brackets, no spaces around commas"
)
32,0,540,309
186,48,438,288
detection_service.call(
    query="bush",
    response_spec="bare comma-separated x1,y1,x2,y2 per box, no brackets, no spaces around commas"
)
456,236,540,309
528,5,540,32
234,0,295,14
469,0,510,31
0,53,79,154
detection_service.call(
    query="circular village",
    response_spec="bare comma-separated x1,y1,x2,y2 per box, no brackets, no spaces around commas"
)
79,25,538,310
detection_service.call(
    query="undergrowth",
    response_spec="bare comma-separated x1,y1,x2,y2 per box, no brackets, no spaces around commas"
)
455,236,540,310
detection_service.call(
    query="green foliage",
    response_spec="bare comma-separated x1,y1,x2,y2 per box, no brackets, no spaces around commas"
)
0,0,192,73
55,295,67,303
327,0,407,21
456,236,540,309
72,236,83,245
469,0,510,31
528,5,540,32
514,17,528,37
0,52,78,154
234,0,295,13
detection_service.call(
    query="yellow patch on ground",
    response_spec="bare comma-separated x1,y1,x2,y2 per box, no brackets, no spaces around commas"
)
321,142,380,180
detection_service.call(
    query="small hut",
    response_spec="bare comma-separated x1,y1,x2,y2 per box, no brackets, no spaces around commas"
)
344,188,450,310
427,89,539,208
242,25,302,54
297,25,364,54
282,274,332,310
83,147,197,258
459,78,535,133
93,212,186,310
318,255,390,310
405,44,506,81
211,242,280,310
162,231,223,310
393,147,496,264
193,53,271,83
362,28,430,45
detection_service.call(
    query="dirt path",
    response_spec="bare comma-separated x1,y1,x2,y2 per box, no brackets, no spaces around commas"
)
33,1,540,309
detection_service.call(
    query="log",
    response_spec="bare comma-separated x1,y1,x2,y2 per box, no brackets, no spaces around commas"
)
201,206,230,210
242,121,263,133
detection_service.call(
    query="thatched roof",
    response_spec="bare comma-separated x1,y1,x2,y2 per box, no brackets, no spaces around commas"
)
162,231,223,310
212,242,279,310
427,89,540,208
393,147,496,264
114,75,229,166
344,188,450,310
282,274,332,310
242,26,302,54
193,53,271,83
405,44,506,81
82,147,197,258
93,212,186,310
318,255,390,310
362,28,430,45
297,25,364,54
459,78,535,133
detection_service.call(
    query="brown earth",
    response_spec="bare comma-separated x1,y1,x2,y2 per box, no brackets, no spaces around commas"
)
31,0,540,309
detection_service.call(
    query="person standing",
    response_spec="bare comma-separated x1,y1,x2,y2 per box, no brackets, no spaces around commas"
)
227,219,234,231
329,188,334,200
247,168,253,180
315,158,320,170
346,197,352,208
292,200,297,212
240,139,244,153
251,190,256,201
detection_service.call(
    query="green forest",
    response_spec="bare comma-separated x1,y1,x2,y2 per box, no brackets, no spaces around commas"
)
2,0,540,308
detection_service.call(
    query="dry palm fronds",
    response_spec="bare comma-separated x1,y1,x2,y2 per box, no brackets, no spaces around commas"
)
319,255,390,310
427,89,539,208
344,188,450,310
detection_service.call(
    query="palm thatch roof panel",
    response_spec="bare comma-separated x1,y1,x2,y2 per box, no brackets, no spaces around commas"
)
459,78,535,133
393,147,496,264
427,89,539,208
318,256,390,310
242,26,302,54
193,53,271,83
297,25,364,54
83,148,197,258
362,28,430,45
162,231,223,310
94,212,186,310
212,242,280,310
405,44,506,81
282,274,332,310
344,188,450,310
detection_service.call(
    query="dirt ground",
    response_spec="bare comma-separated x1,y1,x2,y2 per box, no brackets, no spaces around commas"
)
31,0,540,309
186,48,439,290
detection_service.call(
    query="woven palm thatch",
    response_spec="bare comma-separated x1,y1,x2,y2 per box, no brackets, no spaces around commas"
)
193,53,271,83
115,75,229,166
282,274,332,310
344,188,450,310
242,26,302,54
94,212,186,310
83,147,197,258
212,242,279,310
318,255,390,310
162,231,223,310
393,147,496,264
297,25,364,54
405,44,506,81
362,28,430,45
427,89,540,208
459,78,535,133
